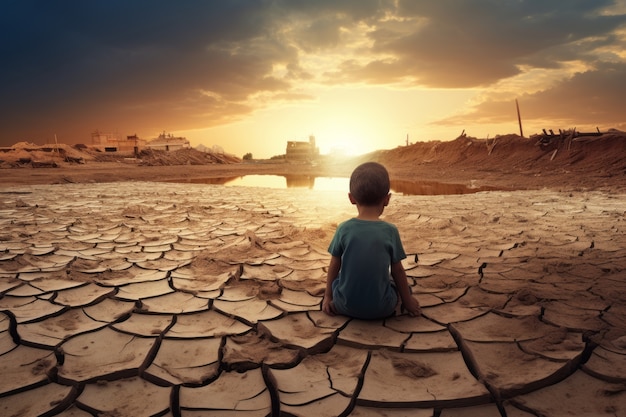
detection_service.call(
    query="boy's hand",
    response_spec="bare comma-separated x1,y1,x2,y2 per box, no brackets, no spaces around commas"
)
322,297,337,316
403,296,421,317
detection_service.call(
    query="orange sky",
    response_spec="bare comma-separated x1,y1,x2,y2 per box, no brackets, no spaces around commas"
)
2,1,626,158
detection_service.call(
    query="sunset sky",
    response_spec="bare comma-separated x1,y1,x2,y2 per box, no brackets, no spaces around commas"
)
2,1,626,158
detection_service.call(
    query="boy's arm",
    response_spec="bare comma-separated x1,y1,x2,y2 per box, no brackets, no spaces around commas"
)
323,255,341,315
391,261,421,316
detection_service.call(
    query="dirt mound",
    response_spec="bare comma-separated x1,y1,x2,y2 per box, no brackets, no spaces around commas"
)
137,148,241,166
0,143,97,167
374,131,626,180
0,143,241,168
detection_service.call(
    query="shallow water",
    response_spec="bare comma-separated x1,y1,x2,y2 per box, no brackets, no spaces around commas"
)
171,174,505,195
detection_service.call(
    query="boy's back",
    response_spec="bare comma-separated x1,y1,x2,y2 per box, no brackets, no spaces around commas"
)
328,218,406,319
323,162,421,319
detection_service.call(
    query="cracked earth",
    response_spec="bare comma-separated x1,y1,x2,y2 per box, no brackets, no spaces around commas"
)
1,181,625,416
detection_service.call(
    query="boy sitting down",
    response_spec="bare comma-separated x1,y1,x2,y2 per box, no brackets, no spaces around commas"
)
323,162,421,319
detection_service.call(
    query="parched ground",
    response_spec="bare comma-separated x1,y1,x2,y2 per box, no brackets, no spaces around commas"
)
0,181,625,416
0,133,625,416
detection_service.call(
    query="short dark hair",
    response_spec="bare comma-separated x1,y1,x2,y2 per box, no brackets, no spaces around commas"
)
349,162,390,206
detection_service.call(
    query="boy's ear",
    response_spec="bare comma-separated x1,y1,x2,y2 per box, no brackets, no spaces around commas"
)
383,193,391,206
348,193,357,205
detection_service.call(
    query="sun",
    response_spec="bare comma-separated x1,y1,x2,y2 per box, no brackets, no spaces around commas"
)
316,128,378,157
326,140,360,157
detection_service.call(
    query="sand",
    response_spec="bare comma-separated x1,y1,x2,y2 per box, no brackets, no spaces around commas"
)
0,135,625,416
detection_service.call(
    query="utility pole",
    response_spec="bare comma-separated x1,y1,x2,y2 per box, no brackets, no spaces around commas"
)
515,99,524,138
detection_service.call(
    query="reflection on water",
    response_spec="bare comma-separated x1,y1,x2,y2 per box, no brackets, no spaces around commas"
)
174,175,504,195
390,179,504,195
177,177,239,185
225,175,348,192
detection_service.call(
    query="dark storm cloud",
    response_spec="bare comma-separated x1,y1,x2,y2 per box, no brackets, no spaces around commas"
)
0,0,294,142
339,0,626,87
1,0,625,145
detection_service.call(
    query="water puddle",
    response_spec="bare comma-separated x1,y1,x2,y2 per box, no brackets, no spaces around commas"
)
390,179,504,195
170,175,504,195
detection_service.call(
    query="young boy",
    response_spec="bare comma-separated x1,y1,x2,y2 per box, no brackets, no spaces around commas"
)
322,162,421,319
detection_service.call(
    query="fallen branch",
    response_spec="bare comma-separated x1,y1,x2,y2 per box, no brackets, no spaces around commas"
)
550,149,558,161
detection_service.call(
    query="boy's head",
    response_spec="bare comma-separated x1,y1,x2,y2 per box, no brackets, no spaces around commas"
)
349,162,390,206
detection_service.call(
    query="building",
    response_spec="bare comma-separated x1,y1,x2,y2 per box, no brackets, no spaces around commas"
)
91,131,146,154
146,132,190,151
286,135,319,161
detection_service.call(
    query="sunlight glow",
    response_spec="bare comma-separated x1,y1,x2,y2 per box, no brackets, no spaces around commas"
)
325,140,362,156
181,85,483,159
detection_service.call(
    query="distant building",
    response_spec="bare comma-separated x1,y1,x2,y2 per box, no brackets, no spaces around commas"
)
146,132,190,151
286,135,319,161
91,130,146,153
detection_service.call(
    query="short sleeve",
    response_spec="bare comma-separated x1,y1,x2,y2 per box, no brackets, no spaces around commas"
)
390,226,406,264
328,224,345,257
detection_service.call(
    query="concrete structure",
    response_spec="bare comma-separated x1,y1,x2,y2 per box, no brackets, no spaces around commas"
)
91,131,146,154
286,135,319,161
146,132,190,151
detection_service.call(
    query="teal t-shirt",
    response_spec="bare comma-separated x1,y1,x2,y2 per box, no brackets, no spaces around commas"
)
328,218,407,319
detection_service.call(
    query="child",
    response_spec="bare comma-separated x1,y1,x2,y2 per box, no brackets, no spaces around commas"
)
322,162,421,319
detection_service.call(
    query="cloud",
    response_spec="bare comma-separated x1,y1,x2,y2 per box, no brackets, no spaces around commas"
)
0,1,298,140
434,61,626,130
333,0,626,87
0,0,625,145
